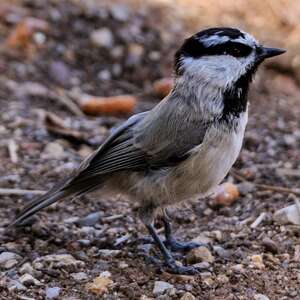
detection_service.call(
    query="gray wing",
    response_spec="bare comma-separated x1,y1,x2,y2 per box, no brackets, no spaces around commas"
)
12,98,209,226
68,97,209,188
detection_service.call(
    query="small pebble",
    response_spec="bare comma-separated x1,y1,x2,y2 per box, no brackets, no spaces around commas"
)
254,294,270,300
42,142,65,159
250,254,265,269
153,281,174,296
71,272,88,282
19,273,41,286
180,292,196,300
186,246,214,264
46,287,61,300
0,252,22,269
75,212,102,226
262,237,279,254
90,28,114,49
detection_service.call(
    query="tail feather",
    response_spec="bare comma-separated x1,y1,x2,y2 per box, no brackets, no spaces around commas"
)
11,190,70,226
11,176,105,227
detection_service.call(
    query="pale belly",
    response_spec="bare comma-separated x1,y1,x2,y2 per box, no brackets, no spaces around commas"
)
158,112,248,204
124,112,248,207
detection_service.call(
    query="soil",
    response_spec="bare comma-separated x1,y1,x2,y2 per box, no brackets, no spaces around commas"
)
0,1,299,299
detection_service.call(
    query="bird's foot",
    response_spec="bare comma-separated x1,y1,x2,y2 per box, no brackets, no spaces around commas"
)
138,236,210,252
165,258,199,275
164,238,208,252
142,254,199,275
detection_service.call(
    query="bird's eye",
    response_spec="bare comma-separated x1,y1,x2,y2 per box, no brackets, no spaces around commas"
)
227,47,241,57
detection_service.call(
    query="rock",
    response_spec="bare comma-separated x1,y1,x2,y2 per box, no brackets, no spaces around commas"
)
46,287,61,299
213,245,231,259
237,182,255,195
90,28,114,49
211,182,240,207
231,264,244,273
186,246,214,264
153,281,174,296
42,142,65,159
48,61,71,86
126,43,144,66
294,245,300,262
191,262,210,270
97,69,111,81
180,292,196,300
110,4,130,21
70,272,88,282
140,296,154,300
8,279,27,291
75,212,102,226
249,254,265,269
216,274,229,284
262,238,279,254
273,203,300,225
0,251,22,269
97,249,121,258
191,232,212,245
19,273,41,286
85,274,113,296
254,294,270,300
118,261,129,269
33,254,85,271
19,262,35,275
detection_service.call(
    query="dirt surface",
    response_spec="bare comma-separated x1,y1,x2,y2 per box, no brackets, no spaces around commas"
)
0,1,299,299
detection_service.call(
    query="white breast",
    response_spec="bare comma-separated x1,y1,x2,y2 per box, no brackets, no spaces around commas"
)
167,111,248,202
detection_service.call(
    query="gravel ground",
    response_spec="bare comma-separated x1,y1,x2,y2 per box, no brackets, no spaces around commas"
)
0,1,299,299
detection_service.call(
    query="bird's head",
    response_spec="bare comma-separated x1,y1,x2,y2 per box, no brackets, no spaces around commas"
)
174,27,285,89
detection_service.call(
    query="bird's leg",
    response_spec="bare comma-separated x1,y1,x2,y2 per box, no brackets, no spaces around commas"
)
145,223,198,275
162,210,208,252
139,205,198,275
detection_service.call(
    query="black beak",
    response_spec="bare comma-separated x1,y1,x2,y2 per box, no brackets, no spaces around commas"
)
257,46,286,60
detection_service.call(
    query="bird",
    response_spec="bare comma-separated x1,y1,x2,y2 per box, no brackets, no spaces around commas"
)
11,27,285,275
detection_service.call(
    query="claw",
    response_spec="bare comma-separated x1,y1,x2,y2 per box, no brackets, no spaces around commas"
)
165,259,199,275
164,239,207,252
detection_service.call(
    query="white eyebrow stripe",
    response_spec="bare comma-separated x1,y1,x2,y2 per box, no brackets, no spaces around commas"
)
199,33,257,48
200,35,230,47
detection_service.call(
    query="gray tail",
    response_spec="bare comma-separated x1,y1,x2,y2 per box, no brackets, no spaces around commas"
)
11,176,103,227
11,189,70,227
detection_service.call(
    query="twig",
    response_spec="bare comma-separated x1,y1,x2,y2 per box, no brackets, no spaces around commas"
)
250,212,266,229
52,88,84,117
7,139,18,163
0,188,45,196
102,214,124,222
256,184,300,197
231,169,300,196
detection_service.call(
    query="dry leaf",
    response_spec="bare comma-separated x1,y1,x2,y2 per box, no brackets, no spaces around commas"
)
80,95,137,116
45,112,89,145
86,276,113,296
5,17,49,54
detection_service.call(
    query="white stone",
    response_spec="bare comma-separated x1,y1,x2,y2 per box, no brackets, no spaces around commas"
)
71,272,88,282
90,28,114,48
33,254,85,270
0,252,22,269
254,294,270,300
46,287,61,299
19,273,41,286
273,203,300,225
153,281,174,296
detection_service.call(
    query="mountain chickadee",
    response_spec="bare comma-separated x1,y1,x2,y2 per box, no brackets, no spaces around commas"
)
12,27,285,274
